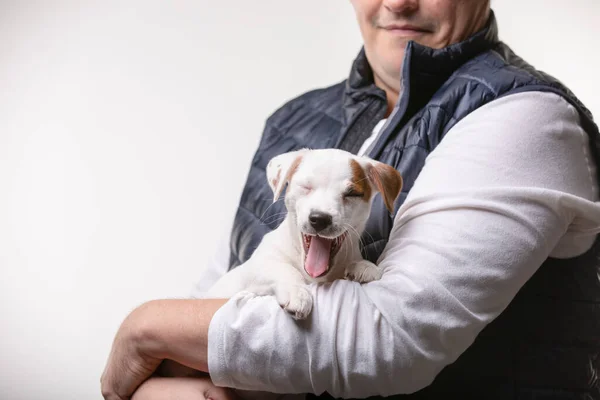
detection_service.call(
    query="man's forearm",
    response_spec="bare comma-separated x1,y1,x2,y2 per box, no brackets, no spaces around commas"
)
138,298,228,372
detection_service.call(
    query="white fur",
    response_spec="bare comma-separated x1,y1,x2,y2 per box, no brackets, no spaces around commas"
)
205,148,400,319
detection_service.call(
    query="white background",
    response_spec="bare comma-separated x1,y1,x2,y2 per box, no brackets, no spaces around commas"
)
1,1,599,399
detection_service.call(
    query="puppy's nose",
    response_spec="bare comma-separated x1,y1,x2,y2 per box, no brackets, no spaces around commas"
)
309,211,332,232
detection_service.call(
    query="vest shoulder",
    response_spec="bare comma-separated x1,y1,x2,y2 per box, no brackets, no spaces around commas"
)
428,42,595,122
443,42,575,98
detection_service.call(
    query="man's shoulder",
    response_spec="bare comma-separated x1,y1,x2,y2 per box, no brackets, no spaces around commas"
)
452,42,595,123
453,42,579,99
426,42,594,122
266,80,347,130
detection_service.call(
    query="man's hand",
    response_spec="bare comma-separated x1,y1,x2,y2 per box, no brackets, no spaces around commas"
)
101,298,228,400
101,301,163,400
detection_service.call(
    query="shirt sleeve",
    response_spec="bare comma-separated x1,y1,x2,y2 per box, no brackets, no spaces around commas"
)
207,91,600,397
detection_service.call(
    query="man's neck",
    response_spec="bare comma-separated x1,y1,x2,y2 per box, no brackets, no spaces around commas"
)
373,73,400,118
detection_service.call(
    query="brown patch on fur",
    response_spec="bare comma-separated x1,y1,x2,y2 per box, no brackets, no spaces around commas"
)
271,154,304,200
285,155,303,187
349,159,372,202
270,169,281,191
367,163,403,214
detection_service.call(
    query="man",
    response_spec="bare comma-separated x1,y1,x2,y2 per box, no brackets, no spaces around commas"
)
102,1,600,399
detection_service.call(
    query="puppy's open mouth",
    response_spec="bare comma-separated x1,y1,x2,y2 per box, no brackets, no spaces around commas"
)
302,232,348,278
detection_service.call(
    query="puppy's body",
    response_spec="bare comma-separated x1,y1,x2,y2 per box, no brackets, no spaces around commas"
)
205,148,403,319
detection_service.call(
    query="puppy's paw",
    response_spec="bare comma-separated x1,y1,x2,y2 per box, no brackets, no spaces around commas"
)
345,260,383,283
276,285,313,320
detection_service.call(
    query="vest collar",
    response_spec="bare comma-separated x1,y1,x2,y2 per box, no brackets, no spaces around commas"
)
345,10,500,102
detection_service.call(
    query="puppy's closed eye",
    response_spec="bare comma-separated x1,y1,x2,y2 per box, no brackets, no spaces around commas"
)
343,188,364,198
296,184,313,194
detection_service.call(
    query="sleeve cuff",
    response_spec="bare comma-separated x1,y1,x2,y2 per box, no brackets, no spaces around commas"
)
207,291,283,390
207,292,244,388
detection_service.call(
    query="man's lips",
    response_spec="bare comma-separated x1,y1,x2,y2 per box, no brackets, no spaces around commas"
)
381,24,431,36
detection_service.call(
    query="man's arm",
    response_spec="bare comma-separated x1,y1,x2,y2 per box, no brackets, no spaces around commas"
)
205,91,600,397
140,298,227,372
101,298,226,400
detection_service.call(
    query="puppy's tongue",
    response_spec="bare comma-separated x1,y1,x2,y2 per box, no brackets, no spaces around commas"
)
305,236,332,278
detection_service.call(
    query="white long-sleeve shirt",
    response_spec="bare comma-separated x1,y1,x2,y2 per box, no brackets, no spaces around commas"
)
193,91,600,397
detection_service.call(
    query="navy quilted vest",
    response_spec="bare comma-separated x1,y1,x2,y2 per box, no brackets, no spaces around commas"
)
229,12,600,399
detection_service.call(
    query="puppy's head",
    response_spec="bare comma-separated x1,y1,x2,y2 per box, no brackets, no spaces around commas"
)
266,148,402,280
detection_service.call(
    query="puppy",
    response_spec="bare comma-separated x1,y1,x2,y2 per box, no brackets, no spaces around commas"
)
204,148,403,319
155,148,402,389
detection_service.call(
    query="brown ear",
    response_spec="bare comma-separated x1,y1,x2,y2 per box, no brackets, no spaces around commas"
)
266,149,308,201
366,161,403,214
